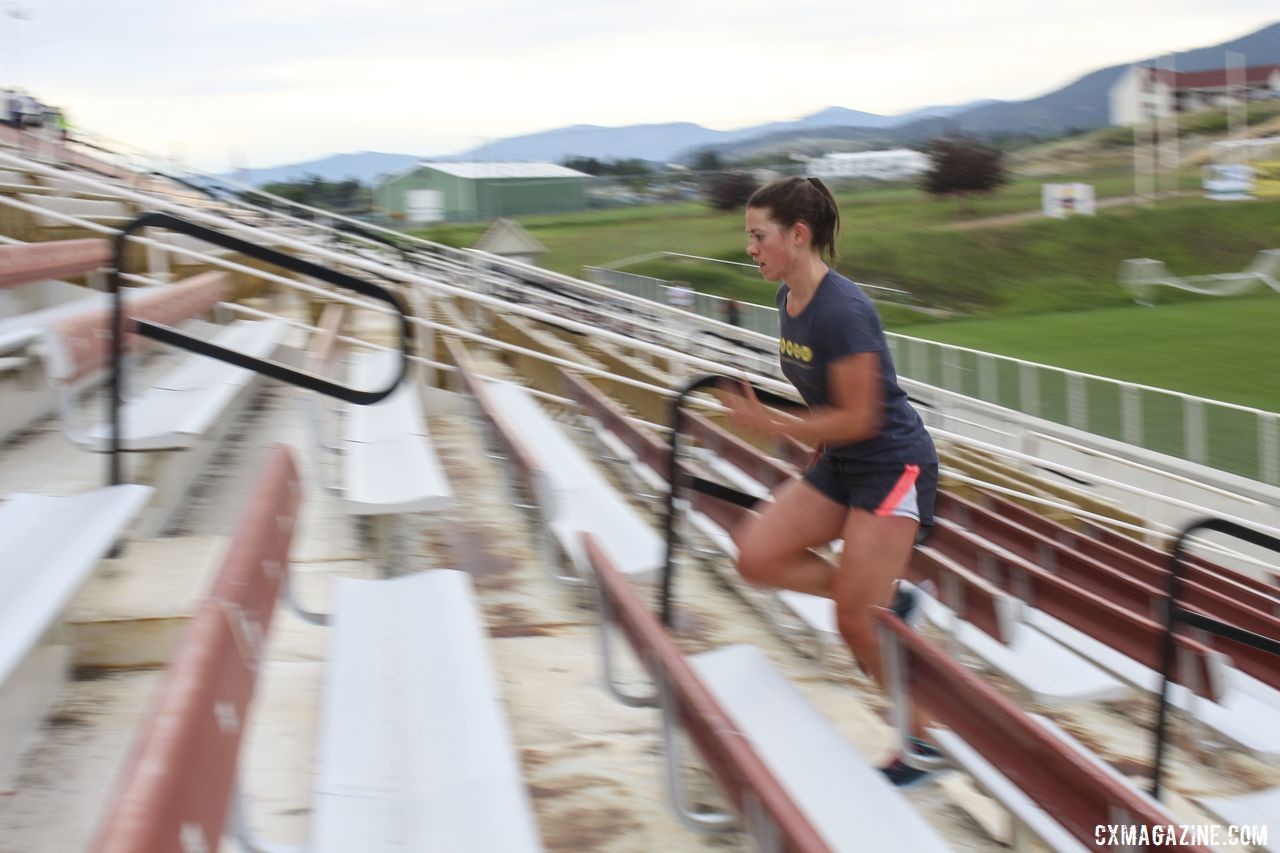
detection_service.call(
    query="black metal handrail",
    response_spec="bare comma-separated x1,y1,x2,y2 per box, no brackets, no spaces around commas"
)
108,211,413,485
1152,517,1280,798
659,373,802,626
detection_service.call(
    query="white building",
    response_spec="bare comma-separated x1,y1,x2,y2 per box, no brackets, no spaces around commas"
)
1109,64,1280,126
806,149,930,182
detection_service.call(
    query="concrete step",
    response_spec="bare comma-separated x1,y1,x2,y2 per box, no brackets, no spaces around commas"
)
66,535,227,670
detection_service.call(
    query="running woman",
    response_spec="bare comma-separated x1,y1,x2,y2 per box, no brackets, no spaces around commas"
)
720,176,942,787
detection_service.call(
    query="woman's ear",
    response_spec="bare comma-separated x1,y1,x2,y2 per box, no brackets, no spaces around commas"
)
792,220,812,246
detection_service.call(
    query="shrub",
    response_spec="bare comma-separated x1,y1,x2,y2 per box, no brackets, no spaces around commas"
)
703,171,760,211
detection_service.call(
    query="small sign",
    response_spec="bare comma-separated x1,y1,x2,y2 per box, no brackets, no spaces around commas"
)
1042,183,1096,218
1202,164,1255,200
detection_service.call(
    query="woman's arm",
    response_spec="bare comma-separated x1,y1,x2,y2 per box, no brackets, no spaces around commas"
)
722,351,884,446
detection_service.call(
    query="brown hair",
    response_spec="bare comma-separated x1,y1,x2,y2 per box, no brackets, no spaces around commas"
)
747,176,841,262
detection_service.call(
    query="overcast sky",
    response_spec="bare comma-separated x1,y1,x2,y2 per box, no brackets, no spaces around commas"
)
10,1,1278,171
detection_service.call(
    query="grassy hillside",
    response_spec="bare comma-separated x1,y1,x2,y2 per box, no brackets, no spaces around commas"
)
414,176,1279,319
409,165,1280,428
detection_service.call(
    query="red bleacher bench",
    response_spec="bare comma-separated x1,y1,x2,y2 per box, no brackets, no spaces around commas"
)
876,608,1214,852
587,533,951,852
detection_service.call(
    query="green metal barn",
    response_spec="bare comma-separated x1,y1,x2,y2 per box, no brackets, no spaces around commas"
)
375,161,589,223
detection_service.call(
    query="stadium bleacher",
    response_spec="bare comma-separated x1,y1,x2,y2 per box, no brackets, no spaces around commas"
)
0,127,1275,853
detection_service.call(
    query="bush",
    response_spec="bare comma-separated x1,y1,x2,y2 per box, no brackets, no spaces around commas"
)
920,137,1007,200
703,171,760,211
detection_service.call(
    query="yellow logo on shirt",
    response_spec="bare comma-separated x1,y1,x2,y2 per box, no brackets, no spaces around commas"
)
779,337,813,363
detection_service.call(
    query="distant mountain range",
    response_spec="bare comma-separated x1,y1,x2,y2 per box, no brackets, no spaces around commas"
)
226,103,993,187
230,21,1280,186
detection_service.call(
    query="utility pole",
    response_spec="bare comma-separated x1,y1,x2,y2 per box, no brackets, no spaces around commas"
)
1132,64,1156,206
1226,51,1246,165
1156,54,1179,197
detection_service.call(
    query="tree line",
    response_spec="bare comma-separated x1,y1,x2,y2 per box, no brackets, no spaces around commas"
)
254,176,373,214
701,136,1008,211
251,137,1006,219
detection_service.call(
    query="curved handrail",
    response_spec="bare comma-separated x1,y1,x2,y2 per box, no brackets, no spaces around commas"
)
107,211,413,484
1152,517,1280,798
659,373,803,626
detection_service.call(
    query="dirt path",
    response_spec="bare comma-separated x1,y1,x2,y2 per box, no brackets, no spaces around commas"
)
936,191,1198,231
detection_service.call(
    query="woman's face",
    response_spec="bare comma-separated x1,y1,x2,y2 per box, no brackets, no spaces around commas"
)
745,206,799,282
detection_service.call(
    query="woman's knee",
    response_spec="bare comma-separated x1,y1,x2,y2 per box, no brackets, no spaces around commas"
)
734,537,776,585
836,602,878,649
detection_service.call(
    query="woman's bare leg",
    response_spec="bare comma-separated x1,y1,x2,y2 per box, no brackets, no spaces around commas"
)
831,510,935,737
731,477,847,598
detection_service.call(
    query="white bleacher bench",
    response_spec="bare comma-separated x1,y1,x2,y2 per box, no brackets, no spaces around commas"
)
340,349,452,517
445,336,661,585
929,712,1242,853
923,518,1280,758
93,446,540,853
305,308,453,571
44,271,290,536
1026,609,1280,759
558,366,670,501
586,534,950,851
312,570,542,852
19,193,133,229
0,238,111,442
1196,787,1280,852
685,493,1131,704
0,290,106,354
339,350,453,571
0,483,152,784
691,645,952,851
483,378,664,584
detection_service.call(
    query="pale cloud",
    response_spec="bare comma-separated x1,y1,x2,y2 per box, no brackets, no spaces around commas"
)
11,0,1277,170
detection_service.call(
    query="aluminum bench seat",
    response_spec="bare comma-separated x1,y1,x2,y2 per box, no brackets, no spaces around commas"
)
929,721,1097,853
484,379,663,582
311,570,541,853
80,318,288,451
690,644,952,851
0,484,152,781
43,277,288,535
340,350,452,516
1195,787,1280,852
1028,610,1280,759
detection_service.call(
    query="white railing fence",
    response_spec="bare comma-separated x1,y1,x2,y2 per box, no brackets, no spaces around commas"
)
586,265,1280,486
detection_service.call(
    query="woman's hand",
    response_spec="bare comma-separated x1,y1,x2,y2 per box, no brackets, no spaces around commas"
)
716,376,778,439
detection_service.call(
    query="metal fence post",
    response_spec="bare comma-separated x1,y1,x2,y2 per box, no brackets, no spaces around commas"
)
1261,412,1279,486
913,339,929,385
1019,362,1039,418
978,354,997,405
1185,397,1207,465
1067,373,1088,430
1122,384,1142,445
942,349,960,395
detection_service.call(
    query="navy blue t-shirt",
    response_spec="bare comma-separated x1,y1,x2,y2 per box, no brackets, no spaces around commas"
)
776,270,935,465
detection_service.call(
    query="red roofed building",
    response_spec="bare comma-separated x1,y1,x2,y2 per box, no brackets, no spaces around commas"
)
1109,63,1280,125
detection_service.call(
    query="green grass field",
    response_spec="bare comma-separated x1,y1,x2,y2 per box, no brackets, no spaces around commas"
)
895,295,1280,412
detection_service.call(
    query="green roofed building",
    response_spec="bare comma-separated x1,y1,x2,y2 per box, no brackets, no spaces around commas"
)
375,161,589,224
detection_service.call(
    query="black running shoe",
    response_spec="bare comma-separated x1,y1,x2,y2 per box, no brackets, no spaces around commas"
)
889,581,921,627
879,738,947,789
